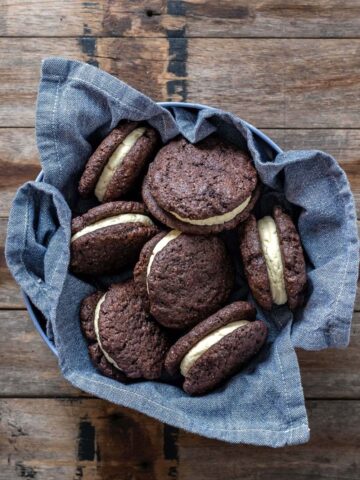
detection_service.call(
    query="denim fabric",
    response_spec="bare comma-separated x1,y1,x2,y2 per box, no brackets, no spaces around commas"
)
5,58,359,446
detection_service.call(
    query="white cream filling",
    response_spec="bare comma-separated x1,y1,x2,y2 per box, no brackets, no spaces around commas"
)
146,230,182,291
257,216,287,305
71,213,154,242
94,294,123,371
95,127,146,201
169,196,251,226
180,320,251,376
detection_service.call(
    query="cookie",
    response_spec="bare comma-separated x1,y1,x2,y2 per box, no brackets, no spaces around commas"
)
239,207,307,310
80,291,128,382
142,135,259,234
165,302,268,395
273,206,307,310
134,230,234,329
80,281,170,380
78,121,159,202
70,201,159,276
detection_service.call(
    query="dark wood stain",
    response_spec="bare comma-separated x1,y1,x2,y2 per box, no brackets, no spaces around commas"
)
15,462,37,479
73,466,83,479
163,425,179,461
83,24,92,35
103,14,132,36
82,1,99,8
166,1,188,101
78,37,99,67
163,425,179,478
96,407,158,480
77,419,96,461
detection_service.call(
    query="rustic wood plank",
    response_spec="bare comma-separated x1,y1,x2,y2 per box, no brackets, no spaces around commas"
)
1,128,359,219
0,310,82,397
0,38,169,128
0,218,24,308
0,309,359,398
1,38,360,128
0,398,359,479
1,217,359,311
1,1,360,38
0,129,40,220
0,129,359,309
265,129,360,218
176,401,360,480
187,38,360,128
0,398,176,480
298,311,360,399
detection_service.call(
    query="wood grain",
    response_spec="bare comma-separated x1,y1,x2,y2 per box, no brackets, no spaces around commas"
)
187,38,360,128
0,218,23,308
0,310,81,397
0,129,40,219
0,398,359,479
1,38,360,128
0,38,169,127
1,1,360,38
0,309,359,398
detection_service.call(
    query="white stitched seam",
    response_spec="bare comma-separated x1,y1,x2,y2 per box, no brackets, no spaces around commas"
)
47,78,65,290
19,196,47,294
65,76,146,115
43,73,170,123
319,155,352,331
276,344,293,444
52,78,62,177
73,373,308,434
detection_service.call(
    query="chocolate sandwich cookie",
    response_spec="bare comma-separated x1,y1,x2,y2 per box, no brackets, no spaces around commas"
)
80,291,127,381
70,201,159,276
80,281,170,380
134,230,234,329
142,135,260,234
78,121,159,202
165,302,268,395
239,206,307,310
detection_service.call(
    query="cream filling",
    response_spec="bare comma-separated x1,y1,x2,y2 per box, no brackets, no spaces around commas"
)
94,294,123,371
169,196,251,226
146,230,182,291
71,213,154,242
95,127,146,201
257,216,287,305
180,320,250,376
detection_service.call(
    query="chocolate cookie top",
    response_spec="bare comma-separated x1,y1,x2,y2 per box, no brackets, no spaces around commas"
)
78,121,159,202
142,177,261,235
142,135,259,234
182,320,267,395
239,207,306,310
165,301,257,376
70,201,159,276
82,281,170,380
134,231,234,329
273,206,307,310
164,302,267,395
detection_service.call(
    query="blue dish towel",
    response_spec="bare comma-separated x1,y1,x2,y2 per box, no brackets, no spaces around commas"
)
5,58,359,446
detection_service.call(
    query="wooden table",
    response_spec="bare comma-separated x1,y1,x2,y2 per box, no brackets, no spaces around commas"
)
1,1,360,478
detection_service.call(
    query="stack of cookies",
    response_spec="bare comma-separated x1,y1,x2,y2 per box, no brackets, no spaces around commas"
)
72,121,307,395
